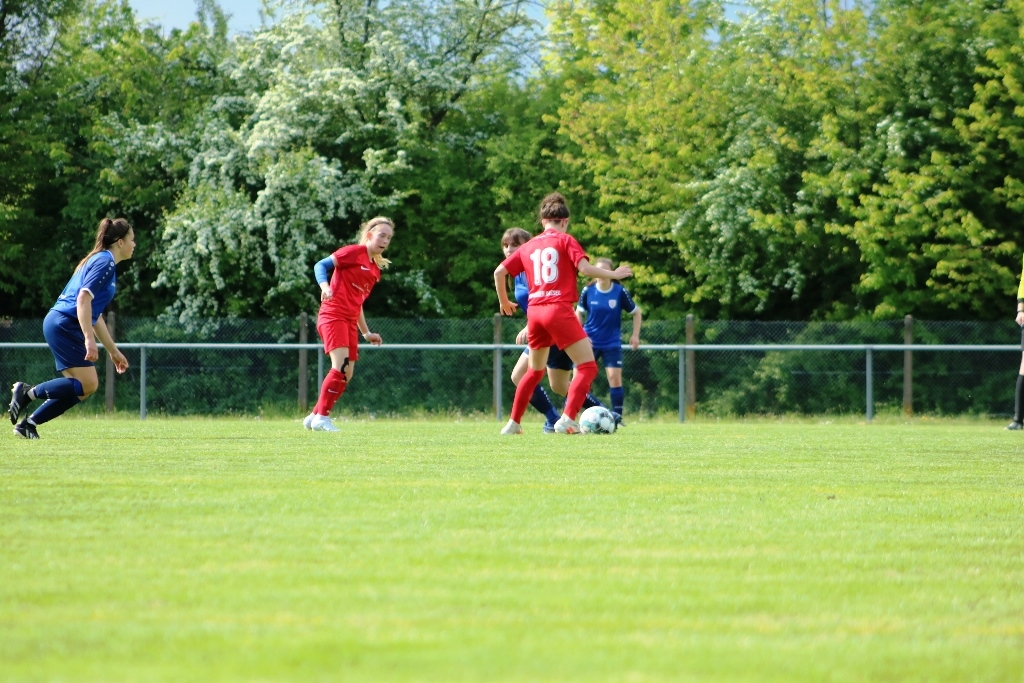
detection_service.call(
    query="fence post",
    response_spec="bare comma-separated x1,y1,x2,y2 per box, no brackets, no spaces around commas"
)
104,311,115,413
865,346,873,422
493,313,503,421
903,315,913,416
678,346,685,423
298,312,308,413
140,345,147,421
317,352,324,396
685,315,696,419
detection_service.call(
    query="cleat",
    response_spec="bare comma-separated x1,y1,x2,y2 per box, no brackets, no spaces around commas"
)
13,420,39,440
542,421,556,434
1008,421,1023,431
500,419,523,435
310,414,340,432
9,382,31,425
554,414,581,435
612,411,625,428
303,412,316,430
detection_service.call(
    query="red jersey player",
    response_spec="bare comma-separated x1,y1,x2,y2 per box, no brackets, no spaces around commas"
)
493,193,632,434
304,216,394,431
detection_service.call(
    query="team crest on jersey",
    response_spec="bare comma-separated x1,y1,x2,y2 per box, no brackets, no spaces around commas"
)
608,300,617,309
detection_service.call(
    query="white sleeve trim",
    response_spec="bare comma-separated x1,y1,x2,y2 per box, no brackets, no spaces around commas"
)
80,287,95,299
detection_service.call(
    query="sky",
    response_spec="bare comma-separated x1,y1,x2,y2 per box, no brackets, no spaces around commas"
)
127,0,551,35
128,0,264,34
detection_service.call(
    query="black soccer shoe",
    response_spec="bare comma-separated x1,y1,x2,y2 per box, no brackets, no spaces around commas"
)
9,382,31,425
1007,420,1023,431
13,419,39,439
612,411,625,428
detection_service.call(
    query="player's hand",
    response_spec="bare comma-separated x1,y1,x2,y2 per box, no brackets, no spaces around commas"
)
500,300,518,316
630,335,640,351
110,348,129,374
84,339,99,362
516,327,529,345
1017,311,1024,326
365,332,382,346
320,288,333,302
613,265,633,280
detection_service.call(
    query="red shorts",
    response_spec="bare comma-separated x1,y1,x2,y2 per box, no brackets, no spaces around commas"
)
317,317,360,360
527,303,587,351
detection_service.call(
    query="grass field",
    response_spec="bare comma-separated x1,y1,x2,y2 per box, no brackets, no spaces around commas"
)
2,416,1023,682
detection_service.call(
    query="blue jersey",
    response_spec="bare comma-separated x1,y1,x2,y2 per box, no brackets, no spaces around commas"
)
578,282,636,349
513,272,531,314
51,251,117,325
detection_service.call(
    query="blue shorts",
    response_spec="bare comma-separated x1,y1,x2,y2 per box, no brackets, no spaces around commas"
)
594,345,623,368
521,345,574,371
43,309,93,371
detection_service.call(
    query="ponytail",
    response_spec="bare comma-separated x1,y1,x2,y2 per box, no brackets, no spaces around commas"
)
77,218,132,271
359,216,394,269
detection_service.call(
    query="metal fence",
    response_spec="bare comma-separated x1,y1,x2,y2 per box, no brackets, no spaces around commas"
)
1,315,1021,420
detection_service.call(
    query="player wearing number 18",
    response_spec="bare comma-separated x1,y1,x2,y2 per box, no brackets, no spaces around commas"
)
493,193,632,435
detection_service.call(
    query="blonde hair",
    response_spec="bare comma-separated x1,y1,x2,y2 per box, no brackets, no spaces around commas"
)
359,216,394,269
589,257,614,286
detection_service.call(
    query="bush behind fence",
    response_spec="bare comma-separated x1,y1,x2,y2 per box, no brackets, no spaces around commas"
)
1,317,1020,418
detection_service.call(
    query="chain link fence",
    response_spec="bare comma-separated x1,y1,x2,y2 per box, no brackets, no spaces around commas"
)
1,316,1021,419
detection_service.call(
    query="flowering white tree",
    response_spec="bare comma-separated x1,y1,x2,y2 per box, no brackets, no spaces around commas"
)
144,0,536,321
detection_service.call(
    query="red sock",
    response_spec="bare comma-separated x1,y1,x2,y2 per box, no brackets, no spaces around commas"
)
564,361,597,420
314,369,347,416
511,369,544,423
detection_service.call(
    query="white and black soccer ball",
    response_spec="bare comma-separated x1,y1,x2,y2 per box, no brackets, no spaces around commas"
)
579,406,616,434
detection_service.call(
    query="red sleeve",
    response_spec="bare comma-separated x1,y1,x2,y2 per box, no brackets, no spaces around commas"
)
564,234,588,268
332,244,364,269
501,250,526,278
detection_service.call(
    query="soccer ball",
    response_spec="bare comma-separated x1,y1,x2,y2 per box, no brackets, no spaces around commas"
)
579,406,616,434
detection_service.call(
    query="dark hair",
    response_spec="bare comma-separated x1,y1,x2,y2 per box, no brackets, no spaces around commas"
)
538,192,570,222
501,227,531,247
77,218,132,270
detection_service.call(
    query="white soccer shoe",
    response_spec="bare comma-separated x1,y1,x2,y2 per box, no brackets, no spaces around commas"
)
553,414,581,435
310,414,340,432
303,412,316,430
500,419,523,435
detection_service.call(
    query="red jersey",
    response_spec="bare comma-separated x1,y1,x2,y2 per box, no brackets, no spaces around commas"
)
319,244,380,321
501,228,588,307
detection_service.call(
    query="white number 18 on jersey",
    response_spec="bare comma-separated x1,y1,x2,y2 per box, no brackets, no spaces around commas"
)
530,247,559,285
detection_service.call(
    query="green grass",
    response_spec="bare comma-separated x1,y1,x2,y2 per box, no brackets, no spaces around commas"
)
2,417,1022,682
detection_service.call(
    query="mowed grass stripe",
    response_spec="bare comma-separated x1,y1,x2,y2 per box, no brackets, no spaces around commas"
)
1,418,1022,682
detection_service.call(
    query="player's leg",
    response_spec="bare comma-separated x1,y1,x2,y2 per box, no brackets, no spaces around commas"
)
603,346,626,420
16,366,97,438
561,337,597,424
1010,351,1024,430
511,349,557,427
504,325,552,433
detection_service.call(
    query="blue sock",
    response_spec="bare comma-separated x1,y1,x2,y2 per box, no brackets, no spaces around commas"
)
31,378,84,401
610,387,625,415
582,393,606,410
529,385,561,425
29,396,80,426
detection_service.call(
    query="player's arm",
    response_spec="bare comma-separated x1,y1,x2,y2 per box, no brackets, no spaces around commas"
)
357,307,382,345
493,264,518,316
75,289,99,362
578,258,632,281
314,254,338,300
1017,255,1024,325
629,305,642,351
94,315,129,373
575,289,587,326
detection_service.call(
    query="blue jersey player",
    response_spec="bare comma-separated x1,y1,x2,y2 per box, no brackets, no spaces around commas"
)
9,218,135,439
576,257,642,421
501,228,608,432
